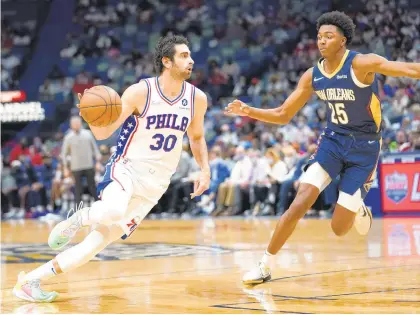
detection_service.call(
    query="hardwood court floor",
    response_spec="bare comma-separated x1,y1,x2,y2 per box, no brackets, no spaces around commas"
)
1,217,419,313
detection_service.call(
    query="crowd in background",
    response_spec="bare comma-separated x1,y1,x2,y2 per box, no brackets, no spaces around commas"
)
1,18,37,91
2,0,420,220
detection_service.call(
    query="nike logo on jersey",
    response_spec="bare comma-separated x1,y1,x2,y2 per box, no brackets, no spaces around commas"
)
314,77,324,82
368,141,375,144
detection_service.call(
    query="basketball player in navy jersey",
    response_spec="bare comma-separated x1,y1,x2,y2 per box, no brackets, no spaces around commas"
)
225,11,420,284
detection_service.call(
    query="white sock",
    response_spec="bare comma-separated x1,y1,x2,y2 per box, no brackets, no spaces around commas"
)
24,260,59,282
261,250,276,268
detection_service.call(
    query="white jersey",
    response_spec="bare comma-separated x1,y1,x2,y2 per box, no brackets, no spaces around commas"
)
112,77,195,183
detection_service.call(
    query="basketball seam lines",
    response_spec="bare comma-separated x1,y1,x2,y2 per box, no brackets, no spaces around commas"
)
78,104,111,108
82,90,109,124
103,86,113,126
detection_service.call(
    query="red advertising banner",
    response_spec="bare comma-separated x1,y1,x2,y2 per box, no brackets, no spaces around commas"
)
380,162,420,212
0,90,26,102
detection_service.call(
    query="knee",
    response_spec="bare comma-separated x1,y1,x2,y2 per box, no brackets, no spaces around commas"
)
91,198,126,223
105,203,126,222
286,184,319,218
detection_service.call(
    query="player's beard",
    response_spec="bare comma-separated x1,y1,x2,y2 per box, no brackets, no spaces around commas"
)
171,66,191,80
184,70,192,80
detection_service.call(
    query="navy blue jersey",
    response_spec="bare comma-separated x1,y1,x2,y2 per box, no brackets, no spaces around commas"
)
312,50,381,139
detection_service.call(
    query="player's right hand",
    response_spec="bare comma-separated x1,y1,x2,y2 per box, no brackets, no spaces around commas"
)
77,89,88,117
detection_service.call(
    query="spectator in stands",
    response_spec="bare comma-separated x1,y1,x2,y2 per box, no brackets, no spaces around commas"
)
249,149,271,216
9,138,30,163
255,148,290,216
61,116,101,209
216,124,239,147
222,57,240,81
276,144,317,214
164,144,198,215
212,146,252,216
10,156,44,218
196,145,231,215
1,162,21,219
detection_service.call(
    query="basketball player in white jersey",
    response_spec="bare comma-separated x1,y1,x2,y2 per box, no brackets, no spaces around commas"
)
13,35,211,302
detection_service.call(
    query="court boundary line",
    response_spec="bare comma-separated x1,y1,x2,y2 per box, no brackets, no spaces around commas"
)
268,263,420,282
211,286,420,313
212,304,313,314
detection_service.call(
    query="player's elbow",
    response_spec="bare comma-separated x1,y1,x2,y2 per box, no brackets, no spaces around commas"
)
92,130,111,141
275,109,291,125
188,132,204,143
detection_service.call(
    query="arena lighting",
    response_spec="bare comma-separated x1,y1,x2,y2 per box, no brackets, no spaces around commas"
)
0,101,45,122
0,90,27,102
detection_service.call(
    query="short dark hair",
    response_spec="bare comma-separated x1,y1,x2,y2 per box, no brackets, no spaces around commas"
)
316,11,355,44
153,34,189,74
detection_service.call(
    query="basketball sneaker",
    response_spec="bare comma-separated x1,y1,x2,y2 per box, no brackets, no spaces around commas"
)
242,261,271,285
13,272,58,303
354,202,372,236
48,202,86,250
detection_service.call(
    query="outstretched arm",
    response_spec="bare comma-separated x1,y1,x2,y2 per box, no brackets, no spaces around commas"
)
224,68,314,124
187,88,211,198
353,54,420,79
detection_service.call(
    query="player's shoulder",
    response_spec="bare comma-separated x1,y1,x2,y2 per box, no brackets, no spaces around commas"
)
298,67,314,86
306,67,314,76
351,51,382,68
187,82,207,103
122,79,151,100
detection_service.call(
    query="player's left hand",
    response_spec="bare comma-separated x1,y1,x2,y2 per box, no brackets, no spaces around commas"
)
190,170,211,199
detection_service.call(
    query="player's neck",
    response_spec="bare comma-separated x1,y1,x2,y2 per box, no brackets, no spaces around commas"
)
158,73,184,98
323,48,347,74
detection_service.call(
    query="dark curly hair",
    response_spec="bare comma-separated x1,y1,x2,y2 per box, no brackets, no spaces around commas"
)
316,11,356,44
153,34,190,74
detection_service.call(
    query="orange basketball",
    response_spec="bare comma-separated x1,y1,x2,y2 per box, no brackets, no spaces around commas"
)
79,85,122,127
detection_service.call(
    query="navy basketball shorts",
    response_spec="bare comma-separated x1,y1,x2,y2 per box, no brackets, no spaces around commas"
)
304,128,381,205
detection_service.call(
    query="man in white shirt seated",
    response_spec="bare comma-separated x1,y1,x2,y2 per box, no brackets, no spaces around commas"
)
211,146,252,216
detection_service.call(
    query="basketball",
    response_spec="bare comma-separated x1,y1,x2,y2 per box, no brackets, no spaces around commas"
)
79,85,122,127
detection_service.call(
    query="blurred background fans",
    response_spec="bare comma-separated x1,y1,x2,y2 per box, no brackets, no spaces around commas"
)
1,0,419,221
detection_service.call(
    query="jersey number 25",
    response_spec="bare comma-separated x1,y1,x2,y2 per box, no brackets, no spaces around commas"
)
328,102,349,124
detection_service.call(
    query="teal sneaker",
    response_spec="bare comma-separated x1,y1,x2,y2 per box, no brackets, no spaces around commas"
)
48,202,86,250
13,272,58,303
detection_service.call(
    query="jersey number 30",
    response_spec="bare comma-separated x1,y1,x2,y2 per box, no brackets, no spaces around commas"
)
150,134,177,152
328,102,349,124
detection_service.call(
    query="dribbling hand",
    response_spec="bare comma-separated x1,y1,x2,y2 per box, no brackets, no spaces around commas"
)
190,171,211,199
76,89,88,117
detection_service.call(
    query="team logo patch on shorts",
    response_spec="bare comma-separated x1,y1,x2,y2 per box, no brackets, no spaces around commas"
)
385,171,408,203
1,243,233,264
127,217,140,232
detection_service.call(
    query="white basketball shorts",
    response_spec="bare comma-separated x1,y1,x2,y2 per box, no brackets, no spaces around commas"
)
97,157,171,239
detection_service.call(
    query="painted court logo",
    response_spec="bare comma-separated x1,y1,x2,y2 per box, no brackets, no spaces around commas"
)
385,171,408,203
1,243,232,264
